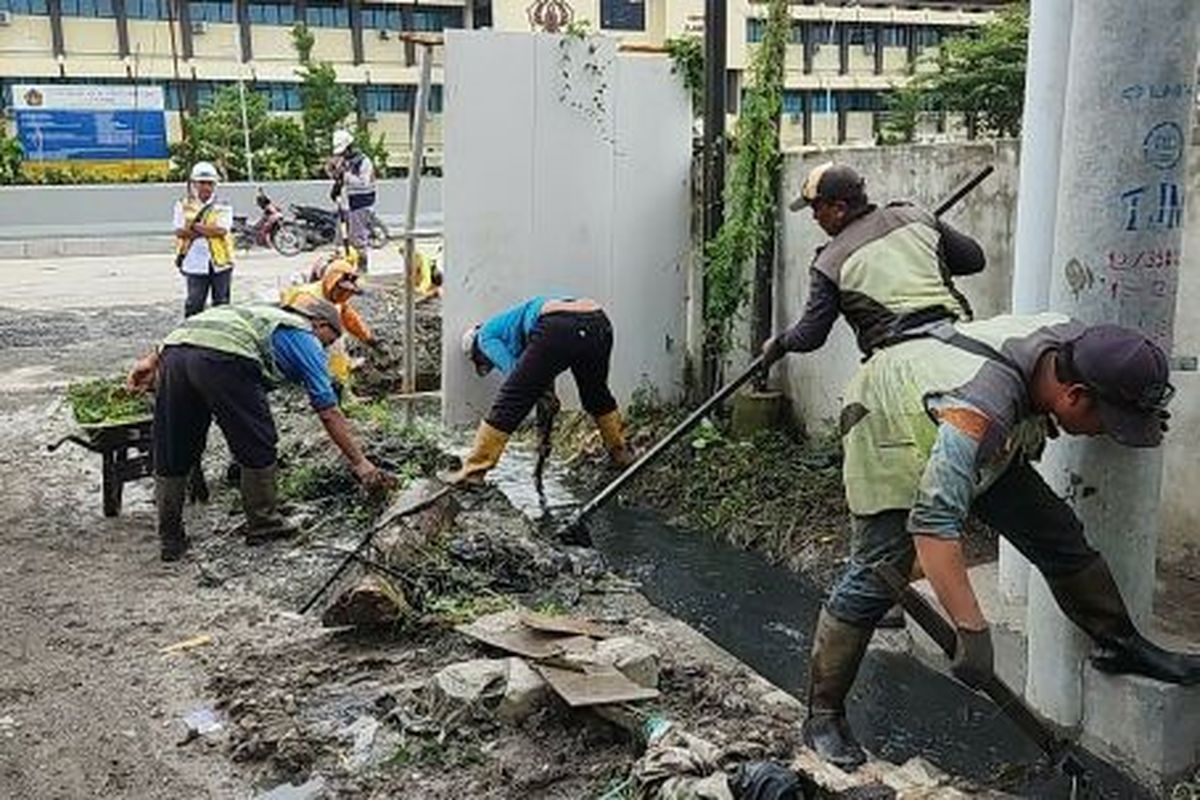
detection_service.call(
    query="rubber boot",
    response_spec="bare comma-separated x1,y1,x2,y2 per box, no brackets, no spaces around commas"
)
1048,558,1200,685
439,421,509,485
802,609,873,770
594,410,635,468
240,464,300,544
188,463,209,504
156,476,190,562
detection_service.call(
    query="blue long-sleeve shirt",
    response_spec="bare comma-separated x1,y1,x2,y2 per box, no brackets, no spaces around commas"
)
271,327,338,411
476,296,565,375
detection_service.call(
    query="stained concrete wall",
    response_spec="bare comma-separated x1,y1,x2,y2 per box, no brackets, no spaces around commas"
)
440,31,692,427
774,141,1200,557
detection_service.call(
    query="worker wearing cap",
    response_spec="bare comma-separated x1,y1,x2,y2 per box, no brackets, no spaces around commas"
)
281,257,382,393
127,297,392,561
762,162,986,364
443,296,634,484
173,161,236,317
329,130,376,274
802,313,1200,769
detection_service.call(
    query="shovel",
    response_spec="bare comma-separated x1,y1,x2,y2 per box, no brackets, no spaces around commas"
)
873,561,1088,792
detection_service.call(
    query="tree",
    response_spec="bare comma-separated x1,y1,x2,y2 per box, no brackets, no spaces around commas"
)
883,2,1028,141
171,85,309,180
0,123,23,185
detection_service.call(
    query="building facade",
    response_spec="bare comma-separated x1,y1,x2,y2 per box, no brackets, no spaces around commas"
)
0,1,1002,170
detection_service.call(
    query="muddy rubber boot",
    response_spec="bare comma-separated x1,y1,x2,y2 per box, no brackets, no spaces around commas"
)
240,464,300,544
1048,558,1200,685
802,608,873,770
187,464,210,504
594,410,635,468
438,421,509,485
156,476,190,562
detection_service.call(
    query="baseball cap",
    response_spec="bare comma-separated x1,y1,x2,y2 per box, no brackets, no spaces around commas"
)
285,295,343,337
789,162,867,211
1064,325,1174,447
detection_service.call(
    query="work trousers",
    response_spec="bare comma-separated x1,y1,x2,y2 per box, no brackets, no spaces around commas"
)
184,267,232,318
486,310,618,434
347,206,372,272
826,462,1099,627
153,345,278,477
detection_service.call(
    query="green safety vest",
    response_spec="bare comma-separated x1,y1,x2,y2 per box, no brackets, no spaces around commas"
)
162,304,310,384
840,313,1070,516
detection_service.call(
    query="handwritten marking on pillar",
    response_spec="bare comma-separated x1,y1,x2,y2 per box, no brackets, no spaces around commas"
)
1063,258,1094,299
1120,182,1184,231
1120,83,1193,102
1142,121,1184,170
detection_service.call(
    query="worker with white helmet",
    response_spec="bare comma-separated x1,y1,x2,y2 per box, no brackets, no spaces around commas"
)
329,129,377,274
173,161,236,317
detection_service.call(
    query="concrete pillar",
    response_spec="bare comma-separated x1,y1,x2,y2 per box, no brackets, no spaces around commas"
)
1027,0,1200,727
1003,0,1073,605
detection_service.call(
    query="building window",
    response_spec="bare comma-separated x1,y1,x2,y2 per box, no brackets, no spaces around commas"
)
305,0,349,28
361,4,402,31
364,84,414,114
246,0,295,25
809,91,838,114
190,1,234,23
880,25,909,48
600,0,643,31
809,22,834,46
1,0,49,13
59,0,115,16
253,81,302,111
914,26,942,51
842,91,884,112
412,6,463,31
126,0,169,20
845,24,872,49
782,90,803,117
427,84,443,113
746,18,764,43
194,81,225,108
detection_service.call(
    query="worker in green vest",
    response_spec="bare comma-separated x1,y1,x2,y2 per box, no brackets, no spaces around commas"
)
762,162,985,363
803,312,1200,769
127,296,393,561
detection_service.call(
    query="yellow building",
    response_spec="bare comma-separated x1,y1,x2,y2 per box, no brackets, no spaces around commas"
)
0,0,1000,168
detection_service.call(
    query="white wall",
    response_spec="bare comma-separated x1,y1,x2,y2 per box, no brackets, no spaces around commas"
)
441,31,692,426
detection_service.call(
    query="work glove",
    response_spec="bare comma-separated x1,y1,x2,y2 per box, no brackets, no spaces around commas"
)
761,335,787,366
950,626,994,690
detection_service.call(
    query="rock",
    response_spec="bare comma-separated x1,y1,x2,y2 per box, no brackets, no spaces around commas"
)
339,714,401,771
256,776,327,800
429,658,509,714
497,657,549,723
595,636,661,688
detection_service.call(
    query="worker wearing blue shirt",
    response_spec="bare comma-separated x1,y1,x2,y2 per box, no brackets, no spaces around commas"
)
128,297,393,561
445,296,635,484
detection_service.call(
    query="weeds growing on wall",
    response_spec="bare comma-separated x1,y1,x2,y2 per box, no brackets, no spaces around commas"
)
702,0,788,358
664,35,704,114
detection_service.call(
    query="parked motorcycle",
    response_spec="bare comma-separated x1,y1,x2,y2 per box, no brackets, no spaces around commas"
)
273,204,389,256
232,189,285,251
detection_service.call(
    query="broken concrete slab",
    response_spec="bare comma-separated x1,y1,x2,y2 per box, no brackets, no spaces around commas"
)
534,663,660,707
518,608,612,639
594,635,661,688
455,609,593,659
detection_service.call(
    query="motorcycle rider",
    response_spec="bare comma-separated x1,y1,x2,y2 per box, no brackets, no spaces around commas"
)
329,129,377,274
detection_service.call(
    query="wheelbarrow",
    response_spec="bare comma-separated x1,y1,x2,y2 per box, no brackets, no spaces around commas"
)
48,416,156,517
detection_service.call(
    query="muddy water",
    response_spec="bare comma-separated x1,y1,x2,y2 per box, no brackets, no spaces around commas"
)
482,448,1155,799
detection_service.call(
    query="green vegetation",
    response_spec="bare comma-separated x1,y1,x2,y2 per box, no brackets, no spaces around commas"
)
702,0,788,359
664,35,704,113
0,123,23,185
882,2,1028,142
425,591,514,626
66,377,152,426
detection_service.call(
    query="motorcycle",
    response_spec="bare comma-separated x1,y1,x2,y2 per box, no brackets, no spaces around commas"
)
232,189,286,251
273,204,389,256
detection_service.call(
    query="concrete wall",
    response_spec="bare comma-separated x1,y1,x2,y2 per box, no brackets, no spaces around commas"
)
0,179,443,241
775,141,1200,556
441,31,692,426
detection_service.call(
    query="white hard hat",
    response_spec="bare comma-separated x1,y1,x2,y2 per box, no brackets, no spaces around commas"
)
189,161,220,183
332,129,354,156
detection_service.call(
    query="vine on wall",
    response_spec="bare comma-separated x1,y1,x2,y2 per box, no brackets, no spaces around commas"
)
556,22,616,145
702,0,788,357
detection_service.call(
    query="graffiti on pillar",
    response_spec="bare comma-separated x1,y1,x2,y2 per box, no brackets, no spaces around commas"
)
1063,257,1094,300
1119,181,1184,231
1142,121,1184,170
1119,83,1193,102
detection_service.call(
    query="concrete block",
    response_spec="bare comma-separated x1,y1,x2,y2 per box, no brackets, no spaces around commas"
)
497,657,549,723
730,390,785,438
903,562,1028,692
594,635,661,689
1081,663,1200,786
